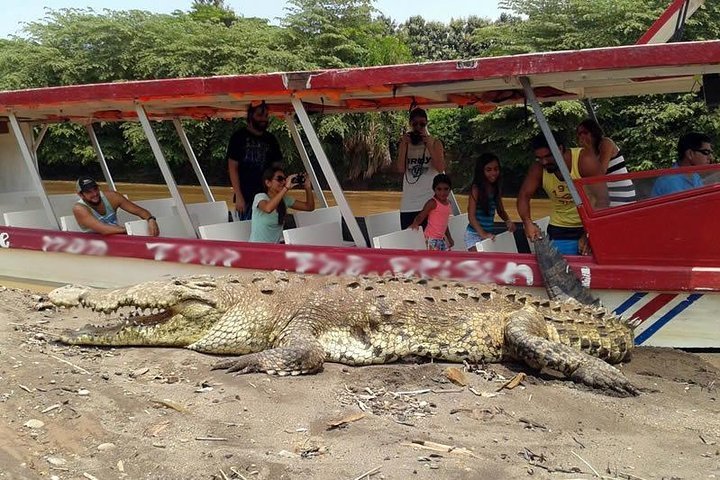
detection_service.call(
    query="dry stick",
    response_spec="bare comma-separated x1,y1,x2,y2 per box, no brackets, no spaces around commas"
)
195,437,229,442
431,388,464,394
229,467,248,480
49,354,91,375
351,465,381,480
571,450,601,478
391,388,431,396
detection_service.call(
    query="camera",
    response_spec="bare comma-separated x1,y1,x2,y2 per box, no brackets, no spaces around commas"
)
409,131,423,145
292,173,306,185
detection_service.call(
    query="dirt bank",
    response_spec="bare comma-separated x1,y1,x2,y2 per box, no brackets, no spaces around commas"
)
0,284,718,480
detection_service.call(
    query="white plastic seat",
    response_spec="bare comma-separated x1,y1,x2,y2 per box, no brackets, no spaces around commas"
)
474,230,518,253
3,208,58,229
186,201,229,228
528,216,551,254
198,220,252,242
0,202,39,226
364,210,401,242
117,197,177,225
125,215,194,239
372,227,426,250
48,193,82,218
447,213,469,251
293,206,341,228
283,221,345,247
59,214,84,232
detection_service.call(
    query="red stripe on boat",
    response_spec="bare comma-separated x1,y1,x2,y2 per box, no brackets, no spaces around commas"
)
632,294,677,322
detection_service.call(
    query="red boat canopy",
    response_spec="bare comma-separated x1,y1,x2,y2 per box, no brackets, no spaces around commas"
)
1,40,720,123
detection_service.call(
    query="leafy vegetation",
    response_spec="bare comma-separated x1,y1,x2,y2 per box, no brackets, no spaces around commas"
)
0,0,718,191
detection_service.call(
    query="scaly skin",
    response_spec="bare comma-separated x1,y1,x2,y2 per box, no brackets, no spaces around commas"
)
49,270,639,396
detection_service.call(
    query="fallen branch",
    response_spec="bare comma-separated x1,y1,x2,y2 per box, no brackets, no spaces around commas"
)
404,440,477,457
571,450,601,478
49,354,91,375
195,437,228,442
351,465,381,480
391,388,431,397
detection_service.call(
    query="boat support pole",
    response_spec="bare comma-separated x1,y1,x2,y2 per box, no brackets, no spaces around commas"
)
284,115,328,208
582,99,599,125
291,98,367,247
172,119,214,203
7,113,59,228
520,77,583,206
135,104,198,238
31,124,49,172
86,123,116,191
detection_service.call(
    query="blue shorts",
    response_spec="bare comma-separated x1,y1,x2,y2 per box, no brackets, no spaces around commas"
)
550,238,579,255
426,238,449,251
464,229,484,250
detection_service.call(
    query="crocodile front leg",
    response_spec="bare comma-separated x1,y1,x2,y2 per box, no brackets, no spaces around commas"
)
211,312,326,376
504,308,639,396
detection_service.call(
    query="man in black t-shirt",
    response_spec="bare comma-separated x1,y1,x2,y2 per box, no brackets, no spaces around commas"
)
227,102,283,220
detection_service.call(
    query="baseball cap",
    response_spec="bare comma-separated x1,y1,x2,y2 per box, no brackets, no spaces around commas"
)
76,176,98,192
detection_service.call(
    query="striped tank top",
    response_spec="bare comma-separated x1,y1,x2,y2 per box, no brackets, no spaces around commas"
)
606,151,636,206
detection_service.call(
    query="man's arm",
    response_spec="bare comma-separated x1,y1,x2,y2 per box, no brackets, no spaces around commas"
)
228,158,245,213
72,203,126,235
429,137,446,172
517,164,542,240
393,134,409,174
110,191,159,236
226,130,247,213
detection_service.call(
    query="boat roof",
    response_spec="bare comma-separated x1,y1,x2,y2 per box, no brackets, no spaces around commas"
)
1,40,720,123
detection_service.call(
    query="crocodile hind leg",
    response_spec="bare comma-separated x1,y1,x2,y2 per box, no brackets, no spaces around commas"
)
504,308,639,396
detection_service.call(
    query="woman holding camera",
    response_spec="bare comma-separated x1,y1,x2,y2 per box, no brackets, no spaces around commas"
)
395,108,446,229
249,166,315,243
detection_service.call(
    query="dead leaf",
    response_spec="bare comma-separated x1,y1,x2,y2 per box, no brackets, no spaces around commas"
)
152,399,190,414
496,372,526,392
327,412,365,430
144,421,170,437
130,367,150,378
444,367,467,386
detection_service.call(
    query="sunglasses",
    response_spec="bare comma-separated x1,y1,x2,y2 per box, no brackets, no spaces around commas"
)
274,175,286,182
693,148,714,157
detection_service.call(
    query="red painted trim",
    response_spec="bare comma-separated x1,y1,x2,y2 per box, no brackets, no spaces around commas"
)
1,41,720,119
1,226,718,292
636,0,687,45
632,293,676,321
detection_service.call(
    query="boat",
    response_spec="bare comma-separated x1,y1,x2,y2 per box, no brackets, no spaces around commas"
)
0,34,719,349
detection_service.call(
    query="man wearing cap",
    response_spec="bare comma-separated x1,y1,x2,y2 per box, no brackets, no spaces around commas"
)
72,176,159,236
227,101,284,221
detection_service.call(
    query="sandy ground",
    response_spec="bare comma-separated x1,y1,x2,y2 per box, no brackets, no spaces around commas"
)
1,284,719,480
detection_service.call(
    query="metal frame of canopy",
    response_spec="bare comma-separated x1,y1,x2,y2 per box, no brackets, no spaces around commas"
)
3,40,720,245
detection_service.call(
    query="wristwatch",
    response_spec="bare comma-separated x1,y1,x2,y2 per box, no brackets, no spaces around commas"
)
146,215,156,221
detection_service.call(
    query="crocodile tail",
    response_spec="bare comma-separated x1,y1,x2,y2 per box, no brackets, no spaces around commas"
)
533,235,599,306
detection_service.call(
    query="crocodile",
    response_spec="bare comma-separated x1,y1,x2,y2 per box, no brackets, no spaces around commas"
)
48,238,638,396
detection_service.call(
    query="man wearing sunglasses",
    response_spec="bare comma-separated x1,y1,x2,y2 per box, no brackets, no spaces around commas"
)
651,132,714,197
394,107,447,229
